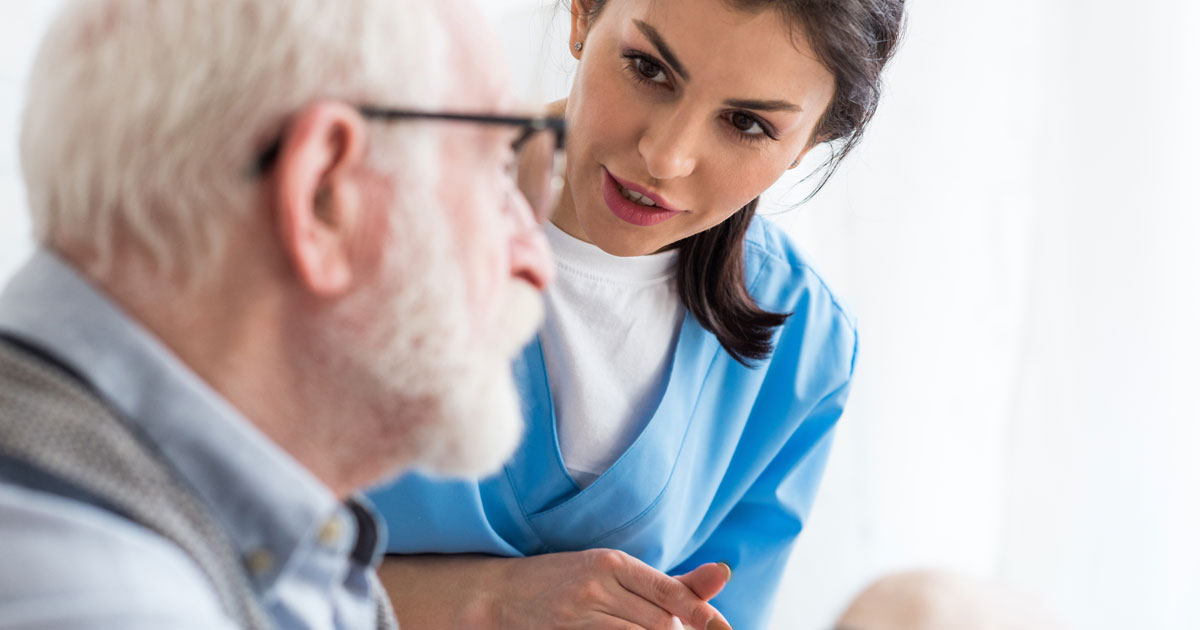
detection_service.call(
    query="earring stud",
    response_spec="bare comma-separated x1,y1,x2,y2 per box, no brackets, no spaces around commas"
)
573,41,583,51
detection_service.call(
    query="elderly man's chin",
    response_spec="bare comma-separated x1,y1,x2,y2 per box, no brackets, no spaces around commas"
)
315,205,545,484
408,278,544,478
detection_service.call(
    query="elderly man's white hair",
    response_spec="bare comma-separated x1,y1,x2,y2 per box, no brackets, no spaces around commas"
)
20,0,448,278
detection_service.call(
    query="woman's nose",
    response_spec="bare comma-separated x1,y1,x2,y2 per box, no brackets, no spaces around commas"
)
638,111,700,181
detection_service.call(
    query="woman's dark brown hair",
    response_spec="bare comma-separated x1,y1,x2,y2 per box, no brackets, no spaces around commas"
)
579,0,906,365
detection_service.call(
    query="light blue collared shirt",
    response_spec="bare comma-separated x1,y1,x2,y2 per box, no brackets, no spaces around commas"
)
0,249,385,630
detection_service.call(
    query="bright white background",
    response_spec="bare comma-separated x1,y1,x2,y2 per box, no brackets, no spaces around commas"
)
3,2,1198,629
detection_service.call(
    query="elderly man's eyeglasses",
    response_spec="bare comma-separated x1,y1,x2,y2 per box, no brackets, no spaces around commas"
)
252,106,567,221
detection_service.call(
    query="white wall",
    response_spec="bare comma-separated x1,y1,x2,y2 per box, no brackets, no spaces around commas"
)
768,1,1200,628
3,2,1197,630
0,4,56,279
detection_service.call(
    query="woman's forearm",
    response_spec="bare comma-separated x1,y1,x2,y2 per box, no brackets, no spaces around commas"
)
376,549,732,630
377,554,508,630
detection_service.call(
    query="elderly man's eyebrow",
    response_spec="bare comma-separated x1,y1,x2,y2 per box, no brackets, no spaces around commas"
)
724,98,803,113
634,20,690,82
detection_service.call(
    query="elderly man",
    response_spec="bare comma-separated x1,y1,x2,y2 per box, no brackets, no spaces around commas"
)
0,0,558,628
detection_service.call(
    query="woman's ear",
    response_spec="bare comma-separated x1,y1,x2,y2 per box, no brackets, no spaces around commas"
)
270,101,370,297
569,0,594,60
789,133,833,169
788,148,810,170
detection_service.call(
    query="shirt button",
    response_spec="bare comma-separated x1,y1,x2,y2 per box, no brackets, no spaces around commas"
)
244,549,275,577
318,516,343,547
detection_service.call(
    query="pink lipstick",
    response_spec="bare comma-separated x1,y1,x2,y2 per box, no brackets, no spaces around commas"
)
601,169,683,227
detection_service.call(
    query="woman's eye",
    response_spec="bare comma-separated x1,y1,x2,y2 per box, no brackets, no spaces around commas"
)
729,112,765,135
634,56,668,83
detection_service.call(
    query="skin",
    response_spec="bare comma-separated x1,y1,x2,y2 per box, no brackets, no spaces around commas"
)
77,0,554,499
556,0,836,256
378,1,837,628
433,0,556,331
381,550,734,630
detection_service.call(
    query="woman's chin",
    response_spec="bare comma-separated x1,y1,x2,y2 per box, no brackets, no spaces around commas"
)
580,217,673,257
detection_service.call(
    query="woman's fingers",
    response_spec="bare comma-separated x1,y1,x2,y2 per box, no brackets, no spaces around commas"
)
601,591,689,630
490,549,732,630
674,562,732,601
594,613,676,630
604,551,732,630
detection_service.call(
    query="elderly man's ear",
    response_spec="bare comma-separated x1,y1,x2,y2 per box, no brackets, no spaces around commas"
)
271,101,372,297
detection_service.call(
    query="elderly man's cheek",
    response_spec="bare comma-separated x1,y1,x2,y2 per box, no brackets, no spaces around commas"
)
462,228,511,331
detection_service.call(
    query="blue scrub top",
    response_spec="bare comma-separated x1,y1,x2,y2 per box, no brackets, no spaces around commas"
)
369,217,858,630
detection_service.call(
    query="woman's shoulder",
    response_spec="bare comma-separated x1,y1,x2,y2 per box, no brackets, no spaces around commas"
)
743,215,857,336
741,216,858,383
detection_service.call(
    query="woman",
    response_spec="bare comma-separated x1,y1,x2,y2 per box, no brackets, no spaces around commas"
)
370,0,904,628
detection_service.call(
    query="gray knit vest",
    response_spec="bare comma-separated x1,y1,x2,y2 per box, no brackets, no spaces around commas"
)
0,337,398,630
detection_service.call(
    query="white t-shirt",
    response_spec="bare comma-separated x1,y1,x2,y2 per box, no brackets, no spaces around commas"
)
540,223,686,487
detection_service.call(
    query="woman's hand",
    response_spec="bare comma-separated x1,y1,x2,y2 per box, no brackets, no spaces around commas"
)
378,550,733,630
492,548,732,630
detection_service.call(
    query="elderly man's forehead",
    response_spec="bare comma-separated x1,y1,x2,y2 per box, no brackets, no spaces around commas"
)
434,0,517,110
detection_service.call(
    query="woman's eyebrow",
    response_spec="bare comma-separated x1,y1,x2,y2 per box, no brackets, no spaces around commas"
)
630,21,801,113
724,98,803,113
634,20,690,82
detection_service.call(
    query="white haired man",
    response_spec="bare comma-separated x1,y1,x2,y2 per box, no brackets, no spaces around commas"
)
0,1,556,628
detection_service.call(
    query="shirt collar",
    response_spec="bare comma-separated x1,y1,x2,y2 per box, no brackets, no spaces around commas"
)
0,249,385,589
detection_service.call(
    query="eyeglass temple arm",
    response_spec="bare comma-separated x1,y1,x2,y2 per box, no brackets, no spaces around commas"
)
248,108,566,177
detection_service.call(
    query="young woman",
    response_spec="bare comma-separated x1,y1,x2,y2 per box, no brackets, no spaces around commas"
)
370,1,904,628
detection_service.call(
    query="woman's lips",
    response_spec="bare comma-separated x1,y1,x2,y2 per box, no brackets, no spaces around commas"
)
601,169,683,227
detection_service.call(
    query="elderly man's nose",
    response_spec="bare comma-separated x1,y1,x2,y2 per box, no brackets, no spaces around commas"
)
511,226,555,291
504,189,554,290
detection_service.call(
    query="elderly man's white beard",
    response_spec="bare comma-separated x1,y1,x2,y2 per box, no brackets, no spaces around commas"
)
314,188,543,481
382,274,543,478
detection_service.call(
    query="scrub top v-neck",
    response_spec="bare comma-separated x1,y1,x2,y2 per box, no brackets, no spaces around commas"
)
368,216,859,630
537,222,685,490
507,311,719,549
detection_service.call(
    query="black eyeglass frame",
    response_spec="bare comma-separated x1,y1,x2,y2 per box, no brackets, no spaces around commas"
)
250,106,567,177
